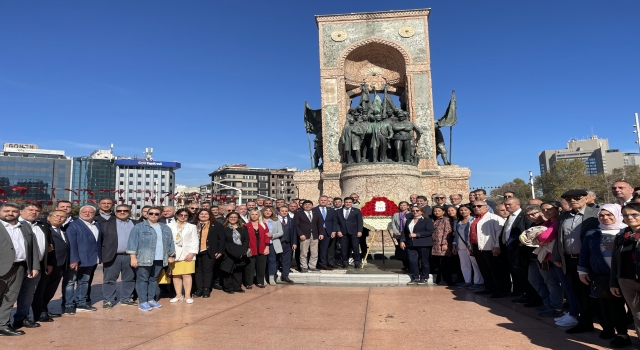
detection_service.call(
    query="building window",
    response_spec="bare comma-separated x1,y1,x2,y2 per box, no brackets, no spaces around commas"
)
145,182,150,186
161,175,165,179
259,183,267,189
120,181,124,185
146,174,150,178
129,173,133,177
120,173,124,177
154,174,158,178
129,181,133,185
137,181,141,185
138,174,142,178
128,189,133,193
161,182,165,187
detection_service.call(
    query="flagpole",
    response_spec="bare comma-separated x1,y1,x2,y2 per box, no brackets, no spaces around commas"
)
449,126,452,164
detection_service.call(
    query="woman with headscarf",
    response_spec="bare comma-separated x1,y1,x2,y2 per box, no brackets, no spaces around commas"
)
578,204,630,348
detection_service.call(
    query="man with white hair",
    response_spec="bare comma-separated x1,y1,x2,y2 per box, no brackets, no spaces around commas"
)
63,205,102,315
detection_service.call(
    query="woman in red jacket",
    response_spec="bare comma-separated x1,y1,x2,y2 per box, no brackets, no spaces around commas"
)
244,209,270,289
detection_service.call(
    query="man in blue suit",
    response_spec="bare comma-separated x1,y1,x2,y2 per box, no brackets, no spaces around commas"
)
63,206,102,315
313,195,338,270
336,197,363,268
277,206,297,283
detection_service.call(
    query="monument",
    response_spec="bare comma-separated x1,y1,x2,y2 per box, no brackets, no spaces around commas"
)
295,9,470,201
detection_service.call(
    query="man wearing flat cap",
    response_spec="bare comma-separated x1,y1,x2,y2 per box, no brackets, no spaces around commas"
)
551,189,599,333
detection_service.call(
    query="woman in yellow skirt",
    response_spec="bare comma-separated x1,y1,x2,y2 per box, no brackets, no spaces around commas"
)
168,208,199,304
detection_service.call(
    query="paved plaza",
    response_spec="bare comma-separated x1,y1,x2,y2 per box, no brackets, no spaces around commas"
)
4,269,633,349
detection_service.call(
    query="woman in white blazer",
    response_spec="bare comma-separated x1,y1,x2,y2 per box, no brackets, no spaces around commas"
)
262,207,284,286
168,208,199,304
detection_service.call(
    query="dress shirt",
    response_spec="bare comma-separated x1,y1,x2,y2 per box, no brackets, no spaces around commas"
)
81,219,100,264
165,217,174,224
100,211,112,221
53,226,66,242
279,215,288,226
1,219,26,262
408,216,421,233
563,207,585,255
116,219,134,254
19,217,45,261
469,212,487,245
503,208,521,243
343,207,351,218
288,213,295,219
320,206,327,228
305,211,313,220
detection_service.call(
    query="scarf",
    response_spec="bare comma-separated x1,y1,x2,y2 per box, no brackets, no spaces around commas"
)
230,225,242,245
598,204,627,230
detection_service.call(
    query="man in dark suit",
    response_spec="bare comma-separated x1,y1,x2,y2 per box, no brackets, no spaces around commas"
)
63,206,102,314
159,205,175,224
94,197,115,223
551,189,599,334
57,200,76,231
288,202,301,270
294,200,323,273
336,197,364,268
0,202,39,336
500,198,536,304
101,204,139,308
313,195,338,270
277,206,297,283
13,203,54,329
32,210,68,322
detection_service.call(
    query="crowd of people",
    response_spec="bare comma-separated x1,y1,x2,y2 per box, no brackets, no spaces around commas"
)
3,184,640,348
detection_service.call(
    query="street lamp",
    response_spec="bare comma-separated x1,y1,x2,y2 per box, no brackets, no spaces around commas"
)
211,181,242,205
633,113,640,154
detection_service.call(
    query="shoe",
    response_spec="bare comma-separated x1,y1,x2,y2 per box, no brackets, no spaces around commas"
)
279,277,294,284
193,288,203,298
13,319,40,329
610,335,632,348
535,305,550,312
524,301,543,308
148,300,162,309
490,292,508,298
47,313,62,318
185,298,194,304
245,285,253,290
0,325,25,336
309,268,318,272
458,283,472,289
257,284,265,288
468,284,484,291
509,291,524,297
317,266,328,270
407,279,418,286
512,296,529,303
599,329,616,340
301,269,308,273
268,276,277,285
63,306,76,315
538,309,564,318
212,284,223,291
565,324,594,334
202,288,211,298
170,296,184,303
103,301,115,309
554,313,572,322
225,290,235,295
348,258,354,265
475,290,492,295
138,303,152,311
417,279,428,285
556,316,578,327
234,289,245,293
121,299,137,306
336,264,347,268
354,264,362,269
327,264,337,268
38,314,54,323
76,304,97,312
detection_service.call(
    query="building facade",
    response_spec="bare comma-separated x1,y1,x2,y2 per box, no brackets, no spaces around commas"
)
539,135,640,175
71,149,117,203
269,167,298,202
209,164,271,205
115,159,181,215
0,143,72,202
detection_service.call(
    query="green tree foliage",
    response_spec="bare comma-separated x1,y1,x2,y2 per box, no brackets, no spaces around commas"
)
489,178,533,203
534,160,593,201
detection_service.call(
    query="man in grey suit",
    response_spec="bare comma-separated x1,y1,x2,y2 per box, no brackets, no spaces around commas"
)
0,202,39,336
552,189,599,334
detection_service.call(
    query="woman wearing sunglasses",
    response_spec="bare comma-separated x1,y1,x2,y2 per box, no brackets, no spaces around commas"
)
400,205,434,285
167,208,199,304
127,206,175,312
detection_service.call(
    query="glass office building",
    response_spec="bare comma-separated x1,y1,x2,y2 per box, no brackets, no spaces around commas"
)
0,144,72,202
71,157,117,203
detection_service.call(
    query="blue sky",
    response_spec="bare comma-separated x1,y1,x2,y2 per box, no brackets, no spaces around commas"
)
1,1,638,188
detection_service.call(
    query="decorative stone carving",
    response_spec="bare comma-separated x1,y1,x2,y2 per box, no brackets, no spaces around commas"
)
331,30,347,42
398,26,415,38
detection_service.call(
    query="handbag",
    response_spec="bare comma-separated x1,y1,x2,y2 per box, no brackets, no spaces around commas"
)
591,275,614,299
157,268,171,284
537,260,551,271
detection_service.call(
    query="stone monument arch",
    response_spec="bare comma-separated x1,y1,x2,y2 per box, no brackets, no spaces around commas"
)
296,9,470,201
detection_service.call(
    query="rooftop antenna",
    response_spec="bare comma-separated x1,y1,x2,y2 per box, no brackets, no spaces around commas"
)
143,148,154,161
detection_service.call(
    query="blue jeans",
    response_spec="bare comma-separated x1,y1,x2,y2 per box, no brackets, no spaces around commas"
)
553,265,579,316
407,247,431,281
63,265,97,307
528,259,550,307
136,260,163,302
13,271,41,322
267,243,277,276
540,265,564,310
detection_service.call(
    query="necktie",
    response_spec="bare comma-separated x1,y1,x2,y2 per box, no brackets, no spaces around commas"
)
55,227,66,243
321,207,326,228
281,217,286,226
346,208,350,218
307,212,312,221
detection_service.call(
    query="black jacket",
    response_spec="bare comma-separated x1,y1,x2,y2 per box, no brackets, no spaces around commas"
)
294,210,324,240
101,218,140,263
199,221,225,257
336,207,363,235
400,216,435,248
219,226,249,273
49,224,69,269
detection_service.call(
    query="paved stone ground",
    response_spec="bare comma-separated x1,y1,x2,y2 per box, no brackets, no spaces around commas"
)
4,269,636,349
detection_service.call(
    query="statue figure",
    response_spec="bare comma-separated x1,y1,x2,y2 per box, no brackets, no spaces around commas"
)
434,120,450,165
391,110,423,163
370,111,393,162
360,83,371,110
340,109,365,164
359,107,373,162
313,135,323,169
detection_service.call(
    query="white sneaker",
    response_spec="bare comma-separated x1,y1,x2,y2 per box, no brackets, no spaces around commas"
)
348,258,354,266
553,312,570,322
185,298,194,304
556,316,578,327
170,296,184,303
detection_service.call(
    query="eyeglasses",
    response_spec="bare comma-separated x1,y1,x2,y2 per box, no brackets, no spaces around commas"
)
189,208,198,210
147,212,161,216
177,214,189,217
435,197,445,199
116,210,130,213
504,195,513,198
472,205,485,208
526,211,540,216
623,213,640,219
411,210,421,213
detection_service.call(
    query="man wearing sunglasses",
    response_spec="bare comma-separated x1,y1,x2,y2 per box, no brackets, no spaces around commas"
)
551,189,599,334
470,201,506,298
100,204,140,309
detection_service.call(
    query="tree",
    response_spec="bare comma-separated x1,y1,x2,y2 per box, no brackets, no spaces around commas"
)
535,160,593,201
489,178,533,203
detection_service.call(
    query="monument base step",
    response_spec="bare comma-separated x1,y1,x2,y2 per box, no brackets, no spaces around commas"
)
284,271,439,286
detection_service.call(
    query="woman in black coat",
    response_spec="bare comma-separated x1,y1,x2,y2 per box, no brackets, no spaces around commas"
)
400,205,435,285
219,212,249,294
